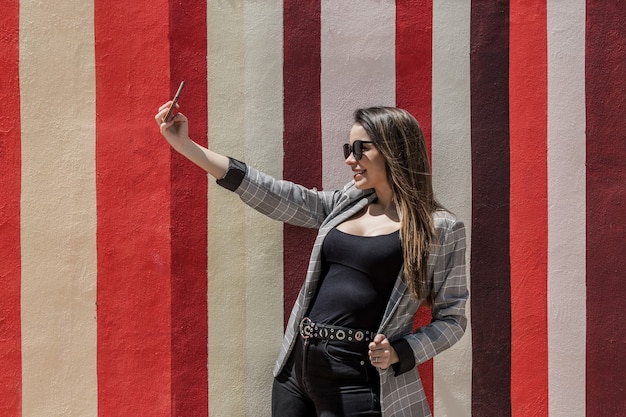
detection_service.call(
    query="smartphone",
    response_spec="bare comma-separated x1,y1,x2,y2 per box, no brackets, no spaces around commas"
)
163,81,185,122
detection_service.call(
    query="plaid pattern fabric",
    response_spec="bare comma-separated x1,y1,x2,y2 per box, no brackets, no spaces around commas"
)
233,166,468,417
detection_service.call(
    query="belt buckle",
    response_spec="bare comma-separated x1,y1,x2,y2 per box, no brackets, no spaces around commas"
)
299,317,314,339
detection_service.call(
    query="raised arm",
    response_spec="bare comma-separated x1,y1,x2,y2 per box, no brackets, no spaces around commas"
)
155,102,229,179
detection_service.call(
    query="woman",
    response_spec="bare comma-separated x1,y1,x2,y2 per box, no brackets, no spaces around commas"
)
155,104,468,417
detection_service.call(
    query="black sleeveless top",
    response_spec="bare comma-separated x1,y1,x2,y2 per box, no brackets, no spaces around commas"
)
307,227,403,331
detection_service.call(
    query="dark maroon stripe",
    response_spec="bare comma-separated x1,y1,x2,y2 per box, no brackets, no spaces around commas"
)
282,0,322,327
169,2,209,416
585,2,626,415
470,1,512,416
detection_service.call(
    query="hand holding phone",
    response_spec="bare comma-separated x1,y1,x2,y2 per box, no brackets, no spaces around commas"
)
162,81,185,123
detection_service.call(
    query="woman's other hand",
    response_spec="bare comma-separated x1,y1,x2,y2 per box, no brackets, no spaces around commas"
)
154,101,229,178
155,101,189,151
368,334,399,369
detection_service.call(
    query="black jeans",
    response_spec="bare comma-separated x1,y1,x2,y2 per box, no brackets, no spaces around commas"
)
272,335,381,417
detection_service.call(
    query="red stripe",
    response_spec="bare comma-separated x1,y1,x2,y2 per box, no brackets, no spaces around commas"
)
0,1,22,415
509,2,548,416
395,0,434,409
282,0,322,327
95,2,173,415
169,2,209,416
585,2,626,415
396,0,433,152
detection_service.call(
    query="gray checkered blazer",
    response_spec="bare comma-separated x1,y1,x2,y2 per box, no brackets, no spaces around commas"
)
231,165,468,417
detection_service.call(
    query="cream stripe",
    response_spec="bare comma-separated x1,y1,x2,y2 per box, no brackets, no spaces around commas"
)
431,2,473,415
320,0,396,190
19,2,97,416
547,2,587,416
207,2,247,416
243,2,285,416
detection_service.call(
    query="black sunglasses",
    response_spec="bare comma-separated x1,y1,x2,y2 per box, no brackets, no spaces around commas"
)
343,140,375,160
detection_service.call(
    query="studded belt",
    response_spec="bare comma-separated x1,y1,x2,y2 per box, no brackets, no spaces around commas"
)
299,317,375,343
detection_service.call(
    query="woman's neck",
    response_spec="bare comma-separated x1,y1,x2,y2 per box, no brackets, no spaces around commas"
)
371,186,399,222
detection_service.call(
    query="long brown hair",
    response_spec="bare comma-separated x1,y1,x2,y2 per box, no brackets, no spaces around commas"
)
354,107,441,301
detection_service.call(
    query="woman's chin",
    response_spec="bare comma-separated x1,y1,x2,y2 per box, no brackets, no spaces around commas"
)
353,179,368,190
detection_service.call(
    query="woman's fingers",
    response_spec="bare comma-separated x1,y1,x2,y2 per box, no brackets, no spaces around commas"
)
369,350,390,368
158,101,171,112
155,101,179,125
368,334,399,369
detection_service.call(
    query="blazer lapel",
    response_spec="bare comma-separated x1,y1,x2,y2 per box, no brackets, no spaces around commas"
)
378,273,409,332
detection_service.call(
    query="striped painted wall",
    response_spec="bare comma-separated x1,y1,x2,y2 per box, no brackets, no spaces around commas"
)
1,1,624,416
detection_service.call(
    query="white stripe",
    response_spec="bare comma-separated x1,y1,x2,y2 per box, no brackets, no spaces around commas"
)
431,1,473,416
243,1,285,415
320,0,396,190
19,1,97,416
207,2,248,416
547,2,587,416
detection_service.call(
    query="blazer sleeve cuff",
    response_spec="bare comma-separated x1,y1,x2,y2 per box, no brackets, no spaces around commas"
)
390,338,416,376
216,157,247,191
